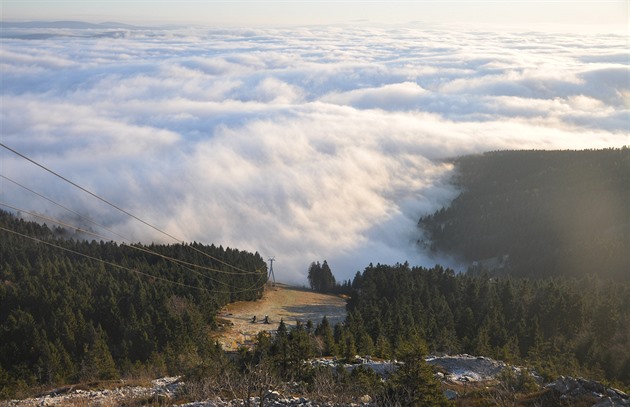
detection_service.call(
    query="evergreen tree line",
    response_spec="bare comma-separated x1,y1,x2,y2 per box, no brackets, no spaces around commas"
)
343,263,630,386
307,260,336,293
195,317,450,406
0,209,267,398
419,148,630,280
185,262,629,404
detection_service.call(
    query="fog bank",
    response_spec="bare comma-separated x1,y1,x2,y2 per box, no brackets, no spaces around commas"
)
1,25,628,282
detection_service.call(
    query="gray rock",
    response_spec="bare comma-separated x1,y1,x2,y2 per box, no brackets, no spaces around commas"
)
546,376,629,406
266,390,281,400
444,389,458,400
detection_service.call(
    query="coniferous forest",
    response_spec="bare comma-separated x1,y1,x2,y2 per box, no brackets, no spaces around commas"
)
0,209,267,396
2,148,630,402
418,148,630,280
346,263,630,385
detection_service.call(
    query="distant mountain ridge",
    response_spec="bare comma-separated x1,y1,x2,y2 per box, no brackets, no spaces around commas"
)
419,148,630,280
0,20,164,39
1,21,141,29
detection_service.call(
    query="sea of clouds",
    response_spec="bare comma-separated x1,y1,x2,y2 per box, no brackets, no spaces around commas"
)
1,24,628,282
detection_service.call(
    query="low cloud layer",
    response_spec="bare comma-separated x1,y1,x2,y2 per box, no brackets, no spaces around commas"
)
1,25,628,282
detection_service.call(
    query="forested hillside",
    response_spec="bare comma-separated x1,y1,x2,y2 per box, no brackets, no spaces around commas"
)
346,263,630,385
419,148,630,280
0,210,267,397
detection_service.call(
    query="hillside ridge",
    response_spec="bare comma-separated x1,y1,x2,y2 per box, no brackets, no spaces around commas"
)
419,148,630,280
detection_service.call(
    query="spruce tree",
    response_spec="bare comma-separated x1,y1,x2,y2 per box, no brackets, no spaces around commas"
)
381,338,452,406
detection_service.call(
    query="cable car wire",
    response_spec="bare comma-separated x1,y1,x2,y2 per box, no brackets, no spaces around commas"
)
0,143,258,275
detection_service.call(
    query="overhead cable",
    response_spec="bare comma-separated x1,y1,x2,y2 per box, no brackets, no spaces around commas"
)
0,224,267,295
0,143,257,275
0,225,210,292
0,201,256,285
0,182,262,276
1,173,129,242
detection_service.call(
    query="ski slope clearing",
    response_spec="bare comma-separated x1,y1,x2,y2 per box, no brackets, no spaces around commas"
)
214,284,347,350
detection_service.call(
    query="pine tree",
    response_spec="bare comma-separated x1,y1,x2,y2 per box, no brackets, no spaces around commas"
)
307,260,337,292
320,261,336,292
307,262,322,291
374,335,392,359
272,320,290,376
315,317,336,356
288,321,312,377
381,338,452,406
79,325,119,381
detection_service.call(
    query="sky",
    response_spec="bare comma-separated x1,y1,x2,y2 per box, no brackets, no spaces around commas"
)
1,2,629,284
1,0,628,31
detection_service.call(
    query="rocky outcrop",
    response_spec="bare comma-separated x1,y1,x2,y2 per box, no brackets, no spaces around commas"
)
306,356,397,377
179,394,373,406
5,358,629,407
426,354,512,382
6,377,182,406
545,376,629,407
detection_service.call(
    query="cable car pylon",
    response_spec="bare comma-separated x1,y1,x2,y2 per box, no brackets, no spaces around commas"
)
267,257,276,287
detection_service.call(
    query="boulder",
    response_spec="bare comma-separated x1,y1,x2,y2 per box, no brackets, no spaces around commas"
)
546,376,629,406
444,389,458,400
266,390,281,401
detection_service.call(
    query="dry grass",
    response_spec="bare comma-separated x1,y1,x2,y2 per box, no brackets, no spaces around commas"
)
214,283,347,350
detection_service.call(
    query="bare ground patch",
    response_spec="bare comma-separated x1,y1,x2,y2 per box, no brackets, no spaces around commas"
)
213,283,347,350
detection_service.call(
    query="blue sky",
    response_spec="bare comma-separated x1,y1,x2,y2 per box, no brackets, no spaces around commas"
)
2,0,628,31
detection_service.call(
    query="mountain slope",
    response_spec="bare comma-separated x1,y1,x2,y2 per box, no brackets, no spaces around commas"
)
418,148,630,280
215,284,346,351
0,209,267,397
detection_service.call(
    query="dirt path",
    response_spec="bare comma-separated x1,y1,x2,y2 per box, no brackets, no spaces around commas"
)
214,284,347,350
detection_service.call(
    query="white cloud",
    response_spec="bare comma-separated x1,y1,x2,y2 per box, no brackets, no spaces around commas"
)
1,25,628,283
322,82,428,110
250,77,304,104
